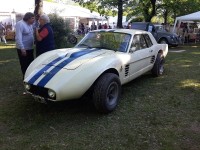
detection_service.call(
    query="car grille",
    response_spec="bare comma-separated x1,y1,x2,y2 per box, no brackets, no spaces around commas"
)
125,65,129,77
151,56,156,63
29,85,49,98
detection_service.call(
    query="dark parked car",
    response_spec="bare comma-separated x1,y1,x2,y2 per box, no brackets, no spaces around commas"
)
131,22,180,47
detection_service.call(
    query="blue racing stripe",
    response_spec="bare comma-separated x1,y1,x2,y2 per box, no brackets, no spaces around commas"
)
37,49,100,87
28,55,65,84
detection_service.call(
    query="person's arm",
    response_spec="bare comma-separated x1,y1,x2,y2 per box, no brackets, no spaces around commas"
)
36,28,48,41
2,25,6,34
15,23,26,56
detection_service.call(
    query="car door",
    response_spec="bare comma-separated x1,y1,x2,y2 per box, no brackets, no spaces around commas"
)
127,34,154,79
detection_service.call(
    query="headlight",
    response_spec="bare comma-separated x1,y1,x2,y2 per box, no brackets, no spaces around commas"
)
48,89,56,98
170,35,175,39
24,83,31,90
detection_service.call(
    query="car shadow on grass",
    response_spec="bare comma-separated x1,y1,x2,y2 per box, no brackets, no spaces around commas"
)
22,73,155,116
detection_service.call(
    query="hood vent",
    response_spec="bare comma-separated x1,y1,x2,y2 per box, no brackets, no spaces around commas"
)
151,56,155,64
125,64,130,77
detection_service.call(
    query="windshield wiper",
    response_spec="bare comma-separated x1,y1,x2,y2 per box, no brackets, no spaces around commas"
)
94,46,117,51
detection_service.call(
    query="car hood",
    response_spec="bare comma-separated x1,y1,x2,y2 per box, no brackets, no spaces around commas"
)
42,48,112,70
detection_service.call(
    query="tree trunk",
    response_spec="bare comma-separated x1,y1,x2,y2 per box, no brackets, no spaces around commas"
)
150,0,156,18
143,0,156,22
117,0,123,28
34,0,43,17
163,10,168,24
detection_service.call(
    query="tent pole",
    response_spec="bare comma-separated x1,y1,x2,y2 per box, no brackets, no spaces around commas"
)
172,19,177,33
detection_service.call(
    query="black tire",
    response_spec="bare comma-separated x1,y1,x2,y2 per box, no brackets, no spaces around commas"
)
68,35,77,44
93,73,121,113
151,53,165,77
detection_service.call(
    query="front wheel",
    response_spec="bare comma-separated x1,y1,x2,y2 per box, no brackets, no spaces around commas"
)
93,73,121,113
151,53,165,77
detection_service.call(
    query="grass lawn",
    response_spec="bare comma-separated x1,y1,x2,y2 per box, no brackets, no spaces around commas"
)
0,42,200,150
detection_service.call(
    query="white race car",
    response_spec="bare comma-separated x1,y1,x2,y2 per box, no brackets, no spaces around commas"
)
24,29,168,113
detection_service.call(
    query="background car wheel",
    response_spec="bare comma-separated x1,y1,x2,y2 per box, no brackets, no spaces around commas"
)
159,38,168,44
93,73,121,113
151,53,165,77
68,35,78,44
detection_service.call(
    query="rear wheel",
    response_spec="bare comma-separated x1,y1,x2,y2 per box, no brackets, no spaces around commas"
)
93,73,121,113
151,53,165,77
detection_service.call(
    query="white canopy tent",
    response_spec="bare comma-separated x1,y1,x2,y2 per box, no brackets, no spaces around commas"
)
43,1,104,19
43,1,106,30
172,11,200,33
0,0,105,31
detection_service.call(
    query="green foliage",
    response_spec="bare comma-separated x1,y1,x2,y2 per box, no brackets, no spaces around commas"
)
130,16,144,22
128,0,158,22
129,0,200,24
48,14,72,49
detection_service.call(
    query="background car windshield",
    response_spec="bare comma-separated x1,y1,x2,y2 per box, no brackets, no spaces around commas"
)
76,32,131,52
131,23,147,30
155,25,167,32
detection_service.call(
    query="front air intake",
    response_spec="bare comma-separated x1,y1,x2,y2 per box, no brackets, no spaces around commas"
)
151,56,156,63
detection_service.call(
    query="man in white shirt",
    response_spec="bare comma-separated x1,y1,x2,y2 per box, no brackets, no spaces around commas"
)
15,12,35,79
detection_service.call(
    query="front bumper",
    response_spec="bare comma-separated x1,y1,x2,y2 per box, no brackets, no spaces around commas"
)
168,36,181,46
24,83,57,102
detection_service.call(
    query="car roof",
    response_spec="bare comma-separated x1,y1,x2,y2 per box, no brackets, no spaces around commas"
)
154,24,163,26
90,29,150,35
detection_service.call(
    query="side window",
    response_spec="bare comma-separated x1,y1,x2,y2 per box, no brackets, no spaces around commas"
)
131,34,141,51
148,25,153,32
140,35,148,49
144,34,153,47
131,34,148,51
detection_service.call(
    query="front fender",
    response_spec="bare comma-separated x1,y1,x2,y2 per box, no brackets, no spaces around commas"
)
46,55,124,101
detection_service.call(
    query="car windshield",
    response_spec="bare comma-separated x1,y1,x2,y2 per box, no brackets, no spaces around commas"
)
155,25,167,32
75,31,131,52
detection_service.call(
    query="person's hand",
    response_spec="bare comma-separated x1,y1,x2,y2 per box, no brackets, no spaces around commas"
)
35,28,39,33
21,49,27,56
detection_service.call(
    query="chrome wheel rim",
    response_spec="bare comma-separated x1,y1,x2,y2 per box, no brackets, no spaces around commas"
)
106,82,118,106
160,40,167,44
159,59,164,74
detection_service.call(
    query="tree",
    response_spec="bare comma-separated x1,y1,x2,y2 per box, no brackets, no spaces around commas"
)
72,0,139,28
128,0,159,22
34,0,43,17
157,0,200,24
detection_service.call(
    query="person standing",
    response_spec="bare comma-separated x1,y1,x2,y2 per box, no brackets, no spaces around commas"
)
104,23,108,29
112,22,116,29
35,14,55,57
0,22,7,44
98,23,102,29
15,12,35,79
91,22,97,31
84,23,90,34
